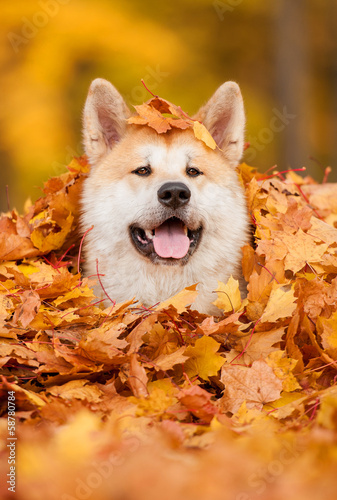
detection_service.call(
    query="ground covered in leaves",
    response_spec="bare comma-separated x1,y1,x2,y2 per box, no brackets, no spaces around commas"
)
1,157,337,500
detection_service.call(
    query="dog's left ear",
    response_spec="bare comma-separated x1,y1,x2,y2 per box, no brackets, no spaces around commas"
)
83,78,131,166
194,82,245,167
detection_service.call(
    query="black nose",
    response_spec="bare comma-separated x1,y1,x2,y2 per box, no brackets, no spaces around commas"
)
157,182,191,209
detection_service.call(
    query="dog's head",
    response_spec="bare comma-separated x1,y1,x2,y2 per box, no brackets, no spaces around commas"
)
82,79,246,267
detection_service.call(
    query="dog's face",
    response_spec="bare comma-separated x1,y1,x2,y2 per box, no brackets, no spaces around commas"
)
81,79,247,271
81,79,248,312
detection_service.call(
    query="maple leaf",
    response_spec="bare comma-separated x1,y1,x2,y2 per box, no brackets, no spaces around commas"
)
0,295,14,322
127,95,216,150
260,285,297,323
256,235,288,262
275,229,329,274
153,346,189,371
177,385,218,423
308,217,337,246
197,312,242,336
0,341,39,368
278,197,312,233
12,290,41,328
30,212,74,253
53,282,95,308
317,386,337,430
129,386,177,418
47,380,104,403
0,232,39,260
79,323,128,365
226,327,285,364
156,284,198,313
317,311,337,359
234,400,267,425
184,335,225,381
128,103,175,133
128,353,148,397
127,313,159,352
213,276,242,313
192,121,216,150
0,378,46,409
220,359,283,413
266,351,301,392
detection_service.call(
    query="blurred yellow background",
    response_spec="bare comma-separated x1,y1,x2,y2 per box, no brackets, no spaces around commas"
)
1,0,336,212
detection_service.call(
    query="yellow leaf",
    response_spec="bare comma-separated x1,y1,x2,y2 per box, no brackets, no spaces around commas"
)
0,294,14,321
213,276,242,313
13,385,46,408
147,379,177,396
17,262,40,277
156,284,198,313
266,392,305,419
129,386,177,417
317,386,337,430
193,121,217,150
47,380,103,403
275,229,328,274
235,400,264,424
184,335,225,381
317,311,337,359
266,351,301,392
31,212,74,253
55,411,103,463
68,156,90,174
225,327,285,365
153,346,189,371
261,285,297,323
53,284,95,307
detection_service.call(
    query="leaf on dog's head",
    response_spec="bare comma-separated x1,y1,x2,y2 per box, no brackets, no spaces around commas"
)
128,103,174,133
127,95,216,150
193,121,216,150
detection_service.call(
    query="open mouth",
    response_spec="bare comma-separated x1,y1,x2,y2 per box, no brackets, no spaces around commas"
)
130,217,202,264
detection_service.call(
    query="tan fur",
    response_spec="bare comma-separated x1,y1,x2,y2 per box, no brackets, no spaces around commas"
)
81,79,249,315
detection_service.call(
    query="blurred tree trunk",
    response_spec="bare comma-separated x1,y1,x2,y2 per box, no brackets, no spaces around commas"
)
328,0,337,174
0,150,13,213
275,0,311,171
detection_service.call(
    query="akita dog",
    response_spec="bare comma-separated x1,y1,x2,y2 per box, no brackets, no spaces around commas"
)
81,79,248,315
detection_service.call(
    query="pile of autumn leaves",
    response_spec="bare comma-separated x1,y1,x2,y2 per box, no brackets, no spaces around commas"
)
1,156,337,500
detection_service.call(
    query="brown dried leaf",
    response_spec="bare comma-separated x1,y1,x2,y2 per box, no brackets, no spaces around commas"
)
178,385,218,423
128,353,148,397
220,359,283,413
12,290,41,328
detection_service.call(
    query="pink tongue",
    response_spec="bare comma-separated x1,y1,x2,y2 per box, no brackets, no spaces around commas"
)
153,219,190,259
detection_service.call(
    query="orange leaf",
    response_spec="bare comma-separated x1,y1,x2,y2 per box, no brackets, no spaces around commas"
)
220,359,282,413
12,290,41,328
128,353,148,397
178,385,218,423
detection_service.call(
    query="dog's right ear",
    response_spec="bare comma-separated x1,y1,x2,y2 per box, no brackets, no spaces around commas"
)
194,82,245,168
83,78,131,166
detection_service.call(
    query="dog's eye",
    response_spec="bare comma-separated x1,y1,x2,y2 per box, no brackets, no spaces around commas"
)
186,167,203,177
132,166,152,176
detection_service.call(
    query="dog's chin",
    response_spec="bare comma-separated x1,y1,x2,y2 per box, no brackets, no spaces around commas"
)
129,216,202,266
